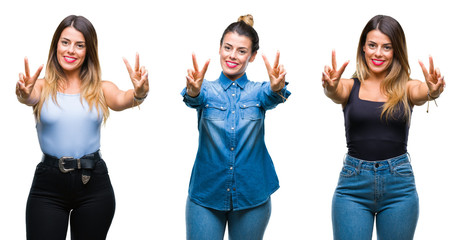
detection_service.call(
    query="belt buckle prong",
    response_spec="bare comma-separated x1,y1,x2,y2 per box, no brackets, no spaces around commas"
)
59,157,75,173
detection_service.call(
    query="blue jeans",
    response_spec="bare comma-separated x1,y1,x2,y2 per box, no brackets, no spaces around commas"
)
332,154,419,240
186,197,271,240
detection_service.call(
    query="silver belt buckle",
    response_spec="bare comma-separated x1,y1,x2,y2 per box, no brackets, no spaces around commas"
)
58,157,76,173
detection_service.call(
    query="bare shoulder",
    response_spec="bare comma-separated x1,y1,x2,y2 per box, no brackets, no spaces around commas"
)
101,80,119,91
341,78,355,92
406,78,424,90
34,78,45,91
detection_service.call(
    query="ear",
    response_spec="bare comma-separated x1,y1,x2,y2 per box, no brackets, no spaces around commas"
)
249,51,257,63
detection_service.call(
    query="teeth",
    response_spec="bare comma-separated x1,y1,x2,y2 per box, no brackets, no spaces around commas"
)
227,61,237,67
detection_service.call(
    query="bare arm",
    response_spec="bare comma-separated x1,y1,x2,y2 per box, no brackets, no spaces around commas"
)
102,53,149,111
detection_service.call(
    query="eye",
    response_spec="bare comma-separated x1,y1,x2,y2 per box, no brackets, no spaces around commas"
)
61,40,69,46
368,43,376,49
384,45,392,51
77,43,85,49
239,50,247,55
224,46,231,51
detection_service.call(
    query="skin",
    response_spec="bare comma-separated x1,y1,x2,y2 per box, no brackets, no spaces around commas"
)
322,29,445,107
16,26,149,111
186,31,286,98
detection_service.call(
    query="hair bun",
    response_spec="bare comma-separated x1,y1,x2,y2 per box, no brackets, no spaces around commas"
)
238,14,254,27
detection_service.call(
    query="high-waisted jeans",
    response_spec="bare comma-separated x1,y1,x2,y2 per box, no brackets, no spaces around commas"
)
186,197,271,240
332,153,419,240
26,159,116,240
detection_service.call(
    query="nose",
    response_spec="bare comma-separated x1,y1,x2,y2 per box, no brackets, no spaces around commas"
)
375,47,384,57
67,44,76,54
229,50,237,59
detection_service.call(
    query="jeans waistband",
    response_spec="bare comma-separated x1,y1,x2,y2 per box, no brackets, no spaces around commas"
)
41,150,101,184
343,153,410,171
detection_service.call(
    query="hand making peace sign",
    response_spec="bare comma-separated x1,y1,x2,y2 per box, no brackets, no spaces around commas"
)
16,57,43,104
186,53,210,98
123,52,149,99
418,56,445,99
322,50,349,92
262,51,286,92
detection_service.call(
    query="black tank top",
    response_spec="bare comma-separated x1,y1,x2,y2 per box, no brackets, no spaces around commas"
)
344,78,410,160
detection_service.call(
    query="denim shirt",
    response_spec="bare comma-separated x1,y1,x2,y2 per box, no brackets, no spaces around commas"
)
181,72,291,211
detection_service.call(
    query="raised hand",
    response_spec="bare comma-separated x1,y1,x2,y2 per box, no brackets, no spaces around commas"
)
262,51,286,92
16,57,43,103
186,53,210,97
322,50,349,91
419,56,445,98
123,52,149,99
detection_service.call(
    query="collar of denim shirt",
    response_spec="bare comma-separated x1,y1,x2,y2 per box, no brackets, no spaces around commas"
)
218,72,249,90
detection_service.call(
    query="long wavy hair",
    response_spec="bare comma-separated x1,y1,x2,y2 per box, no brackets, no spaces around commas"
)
353,15,411,121
34,15,109,123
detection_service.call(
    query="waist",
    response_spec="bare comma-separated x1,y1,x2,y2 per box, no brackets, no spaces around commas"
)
41,150,102,172
344,153,410,170
347,139,407,161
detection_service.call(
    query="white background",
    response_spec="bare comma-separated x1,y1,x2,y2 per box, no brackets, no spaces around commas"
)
1,0,459,239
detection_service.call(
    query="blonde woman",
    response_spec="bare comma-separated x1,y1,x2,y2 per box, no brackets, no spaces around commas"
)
323,15,445,240
182,14,289,240
16,15,148,240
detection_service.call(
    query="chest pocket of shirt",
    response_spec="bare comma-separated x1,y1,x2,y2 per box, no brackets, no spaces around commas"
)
240,101,263,120
203,102,227,121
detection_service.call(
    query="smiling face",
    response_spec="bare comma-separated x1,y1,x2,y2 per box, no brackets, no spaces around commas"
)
362,29,394,78
56,27,87,75
219,32,256,81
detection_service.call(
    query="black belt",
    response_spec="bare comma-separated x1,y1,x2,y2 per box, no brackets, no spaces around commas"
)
41,150,101,184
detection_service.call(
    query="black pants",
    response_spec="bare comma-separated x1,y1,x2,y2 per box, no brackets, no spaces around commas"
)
26,159,116,240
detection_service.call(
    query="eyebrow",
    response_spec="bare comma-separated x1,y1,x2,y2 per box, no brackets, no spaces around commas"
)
224,42,249,50
367,40,392,46
61,37,86,44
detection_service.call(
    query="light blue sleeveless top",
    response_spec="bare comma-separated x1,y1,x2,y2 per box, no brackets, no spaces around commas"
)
36,92,102,158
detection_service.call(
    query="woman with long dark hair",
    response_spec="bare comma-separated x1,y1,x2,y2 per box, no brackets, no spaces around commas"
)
322,15,445,240
16,15,149,240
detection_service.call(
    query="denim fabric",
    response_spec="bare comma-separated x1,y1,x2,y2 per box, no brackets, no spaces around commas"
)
182,72,290,211
332,154,419,240
26,159,115,240
186,197,271,240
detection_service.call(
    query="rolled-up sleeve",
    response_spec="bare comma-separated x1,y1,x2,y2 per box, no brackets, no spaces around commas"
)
259,82,291,110
181,87,206,109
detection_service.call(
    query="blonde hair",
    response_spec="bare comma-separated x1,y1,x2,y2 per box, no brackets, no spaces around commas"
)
33,15,109,123
238,14,254,27
354,15,411,121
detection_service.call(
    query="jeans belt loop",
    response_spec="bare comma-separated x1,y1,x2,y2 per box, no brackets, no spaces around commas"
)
356,160,363,174
387,159,394,174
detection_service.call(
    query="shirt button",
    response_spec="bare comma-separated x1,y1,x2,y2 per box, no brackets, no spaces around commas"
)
230,167,233,170
230,147,234,151
232,94,235,97
231,127,234,130
221,106,224,110
232,83,235,85
232,111,235,114
227,188,230,192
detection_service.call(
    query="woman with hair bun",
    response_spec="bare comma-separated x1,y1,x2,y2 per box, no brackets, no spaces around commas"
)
16,15,149,240
182,14,290,240
322,15,445,240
